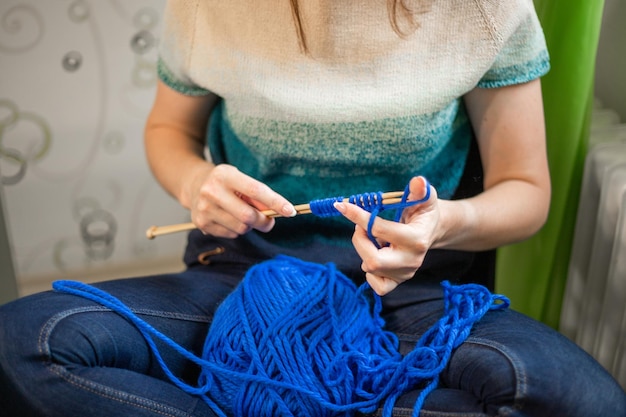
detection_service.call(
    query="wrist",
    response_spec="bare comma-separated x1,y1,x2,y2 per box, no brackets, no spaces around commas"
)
178,161,213,210
431,199,475,250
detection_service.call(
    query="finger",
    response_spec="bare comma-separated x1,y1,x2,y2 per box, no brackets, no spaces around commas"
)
348,226,381,273
356,240,423,280
219,191,276,232
335,202,394,249
238,193,270,212
203,177,280,232
230,174,296,218
194,217,240,239
335,201,417,249
408,176,431,202
333,201,385,238
193,204,250,237
400,176,437,221
234,195,277,232
207,164,295,219
365,272,400,296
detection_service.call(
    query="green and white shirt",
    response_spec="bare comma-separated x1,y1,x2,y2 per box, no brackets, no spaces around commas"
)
158,0,549,246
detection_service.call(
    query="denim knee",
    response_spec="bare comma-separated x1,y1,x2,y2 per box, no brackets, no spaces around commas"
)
443,338,520,414
457,309,626,417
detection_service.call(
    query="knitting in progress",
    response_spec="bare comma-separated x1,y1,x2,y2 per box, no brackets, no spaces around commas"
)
54,181,508,416
308,181,431,248
145,179,431,241
53,255,509,417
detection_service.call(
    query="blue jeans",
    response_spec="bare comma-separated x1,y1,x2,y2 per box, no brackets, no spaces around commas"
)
1,231,625,417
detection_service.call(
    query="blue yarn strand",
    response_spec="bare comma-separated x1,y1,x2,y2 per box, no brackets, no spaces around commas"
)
51,281,218,396
53,254,509,417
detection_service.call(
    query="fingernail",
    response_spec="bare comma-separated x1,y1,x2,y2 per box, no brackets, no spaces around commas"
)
283,204,297,217
333,202,346,213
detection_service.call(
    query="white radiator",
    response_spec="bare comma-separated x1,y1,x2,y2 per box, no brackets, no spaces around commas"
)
560,112,626,389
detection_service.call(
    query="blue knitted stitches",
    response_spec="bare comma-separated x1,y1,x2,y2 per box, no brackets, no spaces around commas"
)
309,182,432,248
310,191,391,219
53,256,509,417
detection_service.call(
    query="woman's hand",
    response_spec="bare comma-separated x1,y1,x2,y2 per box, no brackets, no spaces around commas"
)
333,80,552,296
187,164,296,238
334,176,438,295
144,81,295,239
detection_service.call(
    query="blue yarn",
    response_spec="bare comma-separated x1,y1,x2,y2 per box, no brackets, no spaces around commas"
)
53,255,509,417
52,179,507,415
310,181,431,248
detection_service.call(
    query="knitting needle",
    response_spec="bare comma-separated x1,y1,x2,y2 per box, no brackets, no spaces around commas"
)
146,191,405,239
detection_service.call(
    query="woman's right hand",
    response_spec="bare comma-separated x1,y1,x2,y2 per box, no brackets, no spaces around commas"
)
186,163,296,238
144,81,296,239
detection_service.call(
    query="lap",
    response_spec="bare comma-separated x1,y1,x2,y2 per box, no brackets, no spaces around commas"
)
0,267,242,417
381,282,626,416
2,243,624,417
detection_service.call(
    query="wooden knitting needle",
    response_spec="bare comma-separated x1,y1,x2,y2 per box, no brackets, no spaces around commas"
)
146,191,405,239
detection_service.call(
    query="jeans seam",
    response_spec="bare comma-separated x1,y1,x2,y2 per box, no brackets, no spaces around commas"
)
45,363,198,417
369,407,487,417
463,337,528,415
370,336,527,417
37,306,213,417
38,306,212,357
420,411,486,417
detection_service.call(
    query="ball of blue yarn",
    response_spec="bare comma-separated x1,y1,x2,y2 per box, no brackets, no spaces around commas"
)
200,255,401,416
53,255,509,417
197,255,508,417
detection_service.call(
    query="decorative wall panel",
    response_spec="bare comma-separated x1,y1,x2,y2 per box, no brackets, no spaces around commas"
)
0,1,188,289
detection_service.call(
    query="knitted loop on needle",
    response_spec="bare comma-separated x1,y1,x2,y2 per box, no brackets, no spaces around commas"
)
54,255,509,417
309,179,432,248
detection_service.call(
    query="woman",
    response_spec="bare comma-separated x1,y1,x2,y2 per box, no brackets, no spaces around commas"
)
1,1,624,416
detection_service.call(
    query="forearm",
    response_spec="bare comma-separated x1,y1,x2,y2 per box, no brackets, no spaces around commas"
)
434,178,550,251
434,79,551,251
144,124,212,209
143,81,219,209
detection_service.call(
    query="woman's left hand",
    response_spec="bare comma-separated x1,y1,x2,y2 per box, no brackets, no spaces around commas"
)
334,176,439,295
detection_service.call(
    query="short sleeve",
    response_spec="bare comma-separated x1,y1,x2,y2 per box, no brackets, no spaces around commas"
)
477,3,550,88
157,0,210,96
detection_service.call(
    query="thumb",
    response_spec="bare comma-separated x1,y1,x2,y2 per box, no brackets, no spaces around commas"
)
408,176,433,205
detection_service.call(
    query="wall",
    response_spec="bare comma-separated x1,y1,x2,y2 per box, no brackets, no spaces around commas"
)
0,0,188,296
0,185,18,303
594,0,626,121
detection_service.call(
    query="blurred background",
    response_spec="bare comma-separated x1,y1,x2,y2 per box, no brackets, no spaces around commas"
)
0,0,625,386
594,0,626,120
0,0,187,298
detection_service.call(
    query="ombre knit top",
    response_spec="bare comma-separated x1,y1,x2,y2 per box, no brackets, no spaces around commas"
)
157,0,549,246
